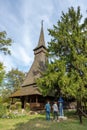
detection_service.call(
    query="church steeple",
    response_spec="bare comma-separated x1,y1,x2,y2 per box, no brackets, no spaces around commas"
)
37,20,45,47
10,21,48,98
34,20,46,52
21,21,47,87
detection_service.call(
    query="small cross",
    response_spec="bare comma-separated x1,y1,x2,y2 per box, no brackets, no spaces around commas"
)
41,20,44,28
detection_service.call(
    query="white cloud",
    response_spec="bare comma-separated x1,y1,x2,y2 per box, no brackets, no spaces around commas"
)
12,44,33,64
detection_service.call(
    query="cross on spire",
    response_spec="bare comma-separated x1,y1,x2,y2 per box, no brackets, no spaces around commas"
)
36,20,45,48
41,20,44,28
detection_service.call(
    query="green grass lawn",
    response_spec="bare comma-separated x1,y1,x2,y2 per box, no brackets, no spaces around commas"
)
0,112,87,130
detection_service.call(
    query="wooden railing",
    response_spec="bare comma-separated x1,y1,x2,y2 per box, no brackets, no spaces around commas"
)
30,103,44,110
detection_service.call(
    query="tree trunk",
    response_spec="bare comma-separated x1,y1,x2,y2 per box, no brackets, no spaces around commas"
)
79,113,82,124
77,101,82,124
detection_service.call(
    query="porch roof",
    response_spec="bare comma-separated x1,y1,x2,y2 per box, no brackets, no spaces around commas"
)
10,86,42,98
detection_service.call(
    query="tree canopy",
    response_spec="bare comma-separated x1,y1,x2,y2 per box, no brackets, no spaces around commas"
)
0,31,12,86
0,31,12,55
0,68,26,103
37,6,87,102
6,68,26,91
0,63,5,86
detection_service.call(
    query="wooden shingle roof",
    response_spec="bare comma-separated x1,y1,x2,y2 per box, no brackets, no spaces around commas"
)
10,86,42,98
21,22,47,87
10,22,47,98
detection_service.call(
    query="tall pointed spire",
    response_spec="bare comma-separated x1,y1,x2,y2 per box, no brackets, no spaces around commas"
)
37,20,46,48
33,20,46,53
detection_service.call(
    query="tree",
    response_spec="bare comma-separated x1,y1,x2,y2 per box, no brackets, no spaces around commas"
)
0,88,12,103
0,68,26,103
0,31,12,55
37,6,87,123
0,63,5,86
6,68,26,91
0,31,12,86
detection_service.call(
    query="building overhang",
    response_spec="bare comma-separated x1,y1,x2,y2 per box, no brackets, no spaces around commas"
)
10,86,42,98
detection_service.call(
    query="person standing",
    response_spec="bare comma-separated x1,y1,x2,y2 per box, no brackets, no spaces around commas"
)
52,101,59,121
45,101,51,120
58,97,64,117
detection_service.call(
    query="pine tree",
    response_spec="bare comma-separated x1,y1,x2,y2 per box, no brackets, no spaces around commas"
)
37,6,87,123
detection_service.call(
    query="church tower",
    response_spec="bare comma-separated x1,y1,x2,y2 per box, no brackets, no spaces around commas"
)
10,22,49,110
21,21,47,87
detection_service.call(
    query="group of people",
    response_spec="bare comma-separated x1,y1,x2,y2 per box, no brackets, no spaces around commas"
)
45,98,64,121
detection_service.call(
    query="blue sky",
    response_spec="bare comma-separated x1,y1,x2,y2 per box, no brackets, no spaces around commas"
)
0,0,87,72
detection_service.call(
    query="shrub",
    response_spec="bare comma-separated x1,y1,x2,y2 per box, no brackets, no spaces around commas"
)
25,103,30,112
15,101,22,112
10,104,16,110
0,104,7,118
3,102,10,108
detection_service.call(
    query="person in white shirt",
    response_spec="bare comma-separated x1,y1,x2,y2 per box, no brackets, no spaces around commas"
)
52,101,59,121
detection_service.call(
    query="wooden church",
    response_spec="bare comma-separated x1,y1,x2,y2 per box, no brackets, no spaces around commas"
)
10,22,53,110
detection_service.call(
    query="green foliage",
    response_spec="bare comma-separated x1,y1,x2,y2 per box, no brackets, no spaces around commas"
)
0,31,12,55
7,112,26,119
0,96,2,103
10,104,16,110
0,62,5,86
1,88,12,103
25,103,30,112
37,6,87,101
0,30,12,97
0,68,25,104
1,113,87,130
0,104,7,118
15,101,22,111
6,68,26,91
7,112,17,118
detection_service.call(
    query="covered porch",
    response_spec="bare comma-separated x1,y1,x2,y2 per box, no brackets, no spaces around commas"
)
10,86,46,110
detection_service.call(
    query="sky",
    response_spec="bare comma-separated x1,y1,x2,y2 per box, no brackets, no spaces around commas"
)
0,0,87,73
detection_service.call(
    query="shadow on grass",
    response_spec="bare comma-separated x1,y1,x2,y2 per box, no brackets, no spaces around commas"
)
64,110,78,119
10,111,87,130
11,115,52,130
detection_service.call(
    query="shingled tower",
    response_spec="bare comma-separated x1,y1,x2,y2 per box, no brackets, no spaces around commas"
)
21,21,47,87
10,22,48,110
